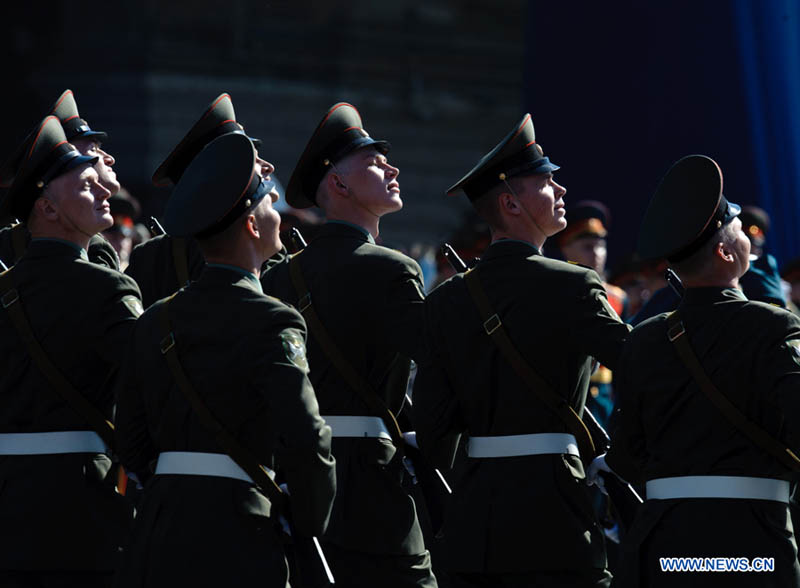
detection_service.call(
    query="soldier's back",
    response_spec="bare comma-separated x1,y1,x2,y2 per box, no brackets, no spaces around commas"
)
0,239,140,573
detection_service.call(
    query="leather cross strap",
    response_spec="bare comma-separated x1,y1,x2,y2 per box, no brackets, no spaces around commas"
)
157,294,288,508
0,267,115,450
288,252,406,455
666,310,800,472
158,296,336,586
463,266,596,467
171,237,190,289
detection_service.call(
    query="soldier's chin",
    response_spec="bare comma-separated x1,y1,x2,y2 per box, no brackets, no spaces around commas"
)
98,212,114,230
265,234,283,260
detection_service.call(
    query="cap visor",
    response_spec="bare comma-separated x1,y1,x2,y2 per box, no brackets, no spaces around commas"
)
73,130,108,142
61,154,99,175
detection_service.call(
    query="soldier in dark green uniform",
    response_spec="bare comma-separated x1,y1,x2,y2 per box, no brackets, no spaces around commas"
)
0,115,142,587
260,102,437,587
0,90,121,270
412,114,630,587
125,93,270,307
592,155,800,587
115,132,336,587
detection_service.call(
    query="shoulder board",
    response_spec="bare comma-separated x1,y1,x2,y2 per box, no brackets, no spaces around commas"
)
566,260,594,271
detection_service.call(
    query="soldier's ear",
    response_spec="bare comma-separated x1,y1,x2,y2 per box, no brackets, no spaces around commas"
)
33,193,59,221
326,172,349,197
498,191,520,216
244,214,259,239
715,241,734,264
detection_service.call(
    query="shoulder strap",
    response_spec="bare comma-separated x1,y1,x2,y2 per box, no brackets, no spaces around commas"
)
171,237,190,289
463,267,596,466
0,268,115,450
287,252,406,454
11,223,27,264
666,310,800,471
157,296,287,508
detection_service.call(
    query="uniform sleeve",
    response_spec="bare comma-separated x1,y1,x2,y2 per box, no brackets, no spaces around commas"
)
412,291,464,470
570,270,631,370
605,337,647,484
413,362,463,470
115,317,158,484
378,257,429,364
93,273,143,368
254,317,336,537
758,312,800,457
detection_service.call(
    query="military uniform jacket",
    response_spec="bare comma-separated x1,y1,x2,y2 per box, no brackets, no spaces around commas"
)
0,239,141,571
413,240,631,574
125,233,205,308
261,221,428,556
606,287,800,587
0,222,120,270
115,265,335,587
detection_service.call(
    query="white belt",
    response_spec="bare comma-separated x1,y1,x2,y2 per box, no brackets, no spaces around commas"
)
646,476,790,503
322,416,392,440
155,452,274,484
0,431,108,455
467,433,580,458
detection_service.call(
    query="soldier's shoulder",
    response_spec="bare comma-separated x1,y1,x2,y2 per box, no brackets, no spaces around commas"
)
77,256,140,294
534,255,603,288
249,289,305,327
359,242,422,275
87,234,120,270
427,270,463,298
742,298,800,330
631,311,670,334
129,234,172,260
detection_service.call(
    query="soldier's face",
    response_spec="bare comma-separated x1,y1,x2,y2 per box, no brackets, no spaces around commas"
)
44,162,113,235
252,160,282,257
561,235,607,274
72,138,120,197
339,147,402,217
729,217,751,278
516,172,567,238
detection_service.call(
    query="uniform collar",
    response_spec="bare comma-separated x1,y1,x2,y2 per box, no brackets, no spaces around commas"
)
204,263,263,294
482,238,541,260
28,238,88,261
318,220,375,244
680,286,747,306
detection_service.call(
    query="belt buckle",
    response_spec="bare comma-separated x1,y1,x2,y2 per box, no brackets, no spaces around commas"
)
484,314,502,335
667,321,685,341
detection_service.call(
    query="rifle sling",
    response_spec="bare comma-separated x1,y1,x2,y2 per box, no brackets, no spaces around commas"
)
463,267,596,466
0,268,115,450
172,237,190,289
666,310,800,471
157,296,287,510
288,252,406,455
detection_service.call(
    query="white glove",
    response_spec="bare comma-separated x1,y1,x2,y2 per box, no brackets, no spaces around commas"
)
402,431,419,449
587,453,615,495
